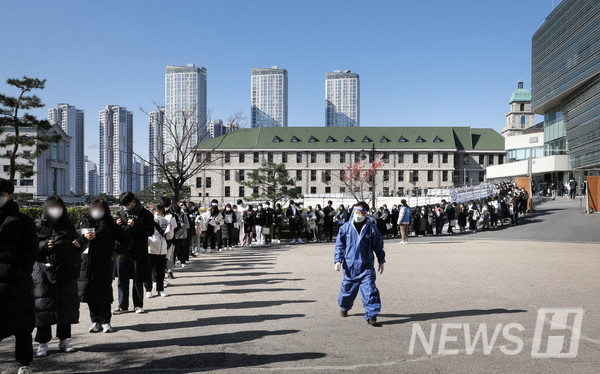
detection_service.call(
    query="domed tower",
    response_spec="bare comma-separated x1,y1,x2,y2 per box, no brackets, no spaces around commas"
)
502,80,535,136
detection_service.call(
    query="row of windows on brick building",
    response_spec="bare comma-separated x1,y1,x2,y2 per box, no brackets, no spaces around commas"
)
195,170,486,198
194,181,486,198
201,151,503,165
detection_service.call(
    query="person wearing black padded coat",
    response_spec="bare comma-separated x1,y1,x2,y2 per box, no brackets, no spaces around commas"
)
0,179,39,374
114,192,154,315
77,199,132,334
34,195,84,357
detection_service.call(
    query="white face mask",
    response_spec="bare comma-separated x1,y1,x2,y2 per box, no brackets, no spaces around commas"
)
353,214,366,223
90,209,104,220
0,196,8,210
226,208,231,211
47,207,63,219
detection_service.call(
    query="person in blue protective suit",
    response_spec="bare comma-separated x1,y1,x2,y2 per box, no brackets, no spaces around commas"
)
334,201,385,326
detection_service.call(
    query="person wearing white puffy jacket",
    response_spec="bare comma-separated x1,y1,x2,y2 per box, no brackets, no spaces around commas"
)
159,197,178,280
145,205,173,298
201,206,224,252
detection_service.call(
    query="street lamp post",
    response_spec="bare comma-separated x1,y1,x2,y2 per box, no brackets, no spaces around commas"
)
361,144,377,209
371,144,376,209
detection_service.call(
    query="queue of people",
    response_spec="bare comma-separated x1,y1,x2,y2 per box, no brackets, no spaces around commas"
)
390,182,531,243
187,199,349,248
0,180,201,374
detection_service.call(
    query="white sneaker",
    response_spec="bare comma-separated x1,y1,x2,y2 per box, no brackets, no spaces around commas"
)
228,246,232,251
298,239,304,244
290,239,296,244
163,280,170,288
135,307,146,314
145,292,153,298
58,339,76,353
158,291,168,297
219,248,223,252
17,366,32,374
181,263,187,268
36,343,48,357
102,323,114,333
89,322,101,333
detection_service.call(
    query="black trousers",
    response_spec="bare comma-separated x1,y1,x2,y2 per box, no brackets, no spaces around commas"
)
323,222,334,240
290,222,301,240
1,333,33,366
175,239,188,264
203,226,217,249
273,224,282,241
435,220,444,235
469,219,478,231
116,257,144,309
35,324,71,344
145,254,166,292
88,303,111,324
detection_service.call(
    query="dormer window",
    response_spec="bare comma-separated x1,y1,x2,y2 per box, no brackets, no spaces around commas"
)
433,136,442,143
380,136,390,143
291,136,300,143
308,136,318,143
362,136,372,142
273,136,283,143
344,136,354,143
326,136,336,143
416,136,425,143
398,136,408,143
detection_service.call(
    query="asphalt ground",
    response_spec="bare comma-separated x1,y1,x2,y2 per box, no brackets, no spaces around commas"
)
1,197,599,374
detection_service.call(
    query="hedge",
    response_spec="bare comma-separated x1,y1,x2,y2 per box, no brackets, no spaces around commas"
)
20,207,91,224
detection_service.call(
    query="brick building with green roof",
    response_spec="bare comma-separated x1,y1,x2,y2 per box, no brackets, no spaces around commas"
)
193,126,505,203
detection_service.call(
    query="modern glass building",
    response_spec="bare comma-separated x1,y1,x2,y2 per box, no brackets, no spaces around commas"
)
99,105,133,196
251,66,288,128
48,104,85,194
148,107,164,185
165,64,208,146
531,0,600,176
325,70,360,127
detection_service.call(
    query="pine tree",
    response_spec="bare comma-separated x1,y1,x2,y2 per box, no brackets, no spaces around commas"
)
241,162,299,204
0,76,60,184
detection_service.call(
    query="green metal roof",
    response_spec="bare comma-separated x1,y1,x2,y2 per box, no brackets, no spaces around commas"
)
509,88,532,103
198,126,504,151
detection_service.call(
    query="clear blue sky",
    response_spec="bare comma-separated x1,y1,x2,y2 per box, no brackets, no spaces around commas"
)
0,0,557,163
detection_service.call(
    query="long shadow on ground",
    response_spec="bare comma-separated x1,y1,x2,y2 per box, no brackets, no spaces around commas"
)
126,314,306,332
90,352,327,373
376,308,527,325
174,288,306,296
83,329,301,353
150,299,316,313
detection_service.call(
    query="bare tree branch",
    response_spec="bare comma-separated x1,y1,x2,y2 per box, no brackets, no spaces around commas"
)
134,104,246,203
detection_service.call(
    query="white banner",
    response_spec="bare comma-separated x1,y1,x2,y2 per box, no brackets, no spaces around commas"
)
449,184,495,203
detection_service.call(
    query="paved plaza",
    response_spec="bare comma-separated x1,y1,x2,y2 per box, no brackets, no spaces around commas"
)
1,198,599,374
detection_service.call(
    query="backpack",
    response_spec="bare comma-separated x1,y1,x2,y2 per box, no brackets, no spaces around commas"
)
174,212,188,240
148,221,168,255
